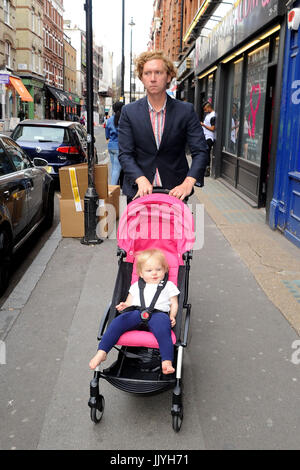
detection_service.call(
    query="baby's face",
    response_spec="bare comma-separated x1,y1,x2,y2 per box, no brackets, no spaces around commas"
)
140,258,166,284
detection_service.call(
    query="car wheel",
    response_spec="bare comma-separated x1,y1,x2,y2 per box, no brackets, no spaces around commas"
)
43,186,54,230
0,229,12,296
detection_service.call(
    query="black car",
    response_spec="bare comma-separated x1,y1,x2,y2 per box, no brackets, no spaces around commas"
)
0,134,54,295
11,120,89,181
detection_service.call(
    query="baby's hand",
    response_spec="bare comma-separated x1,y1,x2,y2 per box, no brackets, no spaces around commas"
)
116,302,128,311
170,316,176,328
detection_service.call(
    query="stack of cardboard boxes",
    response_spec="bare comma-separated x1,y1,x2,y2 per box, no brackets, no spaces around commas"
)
58,163,120,238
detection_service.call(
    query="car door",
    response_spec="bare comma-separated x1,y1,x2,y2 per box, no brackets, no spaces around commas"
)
1,137,44,229
0,139,28,239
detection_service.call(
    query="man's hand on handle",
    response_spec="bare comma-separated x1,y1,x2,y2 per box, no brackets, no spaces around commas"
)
133,176,153,200
169,177,196,201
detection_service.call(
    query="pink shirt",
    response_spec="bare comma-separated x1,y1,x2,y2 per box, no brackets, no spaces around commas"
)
148,97,167,187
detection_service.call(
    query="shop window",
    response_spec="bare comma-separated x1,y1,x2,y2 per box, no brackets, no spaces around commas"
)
223,58,243,155
241,43,269,164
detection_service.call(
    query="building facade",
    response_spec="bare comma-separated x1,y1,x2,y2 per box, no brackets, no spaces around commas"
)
0,0,18,126
15,0,45,120
150,0,300,247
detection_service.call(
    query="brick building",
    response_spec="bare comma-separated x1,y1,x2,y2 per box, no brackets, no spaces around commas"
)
15,0,45,120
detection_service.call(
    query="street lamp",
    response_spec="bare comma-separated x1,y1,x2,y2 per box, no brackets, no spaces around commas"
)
129,17,135,103
82,0,102,245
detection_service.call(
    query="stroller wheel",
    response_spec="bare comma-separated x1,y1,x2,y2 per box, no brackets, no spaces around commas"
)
172,407,183,432
90,395,105,423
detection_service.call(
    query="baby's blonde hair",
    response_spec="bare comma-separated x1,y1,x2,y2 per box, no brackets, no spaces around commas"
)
136,249,169,275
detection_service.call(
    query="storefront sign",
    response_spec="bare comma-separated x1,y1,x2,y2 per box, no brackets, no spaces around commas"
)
195,0,283,74
0,74,10,85
178,50,195,79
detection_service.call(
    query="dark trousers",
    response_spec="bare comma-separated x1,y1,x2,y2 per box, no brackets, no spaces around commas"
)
98,309,174,361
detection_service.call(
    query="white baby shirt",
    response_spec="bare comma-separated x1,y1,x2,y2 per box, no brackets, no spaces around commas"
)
129,281,180,313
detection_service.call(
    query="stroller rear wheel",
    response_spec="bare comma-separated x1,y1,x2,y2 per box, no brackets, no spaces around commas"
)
90,395,105,423
172,406,183,432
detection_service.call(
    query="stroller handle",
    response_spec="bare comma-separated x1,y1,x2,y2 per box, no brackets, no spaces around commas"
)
152,187,170,194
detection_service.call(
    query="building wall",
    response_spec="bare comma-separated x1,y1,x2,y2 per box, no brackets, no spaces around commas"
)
63,25,86,100
43,0,64,89
0,0,17,71
63,33,77,94
15,0,44,77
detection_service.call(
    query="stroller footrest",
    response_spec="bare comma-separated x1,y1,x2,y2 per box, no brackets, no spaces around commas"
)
116,330,176,348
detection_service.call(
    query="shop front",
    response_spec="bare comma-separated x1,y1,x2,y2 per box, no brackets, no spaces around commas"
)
194,0,285,207
177,50,195,104
44,85,73,120
0,72,33,131
19,77,45,120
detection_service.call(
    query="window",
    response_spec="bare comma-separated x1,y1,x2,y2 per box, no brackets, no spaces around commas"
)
1,138,30,171
5,42,11,69
32,48,35,71
32,9,35,32
0,146,15,176
4,0,10,25
223,58,243,154
241,43,269,164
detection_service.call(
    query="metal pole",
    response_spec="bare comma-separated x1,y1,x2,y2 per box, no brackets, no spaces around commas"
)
82,0,102,245
121,0,125,102
129,17,135,103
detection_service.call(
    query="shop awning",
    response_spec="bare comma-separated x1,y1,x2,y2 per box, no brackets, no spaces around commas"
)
46,85,72,107
9,77,33,102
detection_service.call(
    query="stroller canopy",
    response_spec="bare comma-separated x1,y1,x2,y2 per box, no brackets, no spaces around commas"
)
117,193,195,285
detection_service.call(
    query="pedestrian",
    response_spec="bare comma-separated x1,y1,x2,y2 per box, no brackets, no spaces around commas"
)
80,115,86,126
105,101,124,185
18,108,25,121
89,249,179,375
118,50,208,202
200,101,216,177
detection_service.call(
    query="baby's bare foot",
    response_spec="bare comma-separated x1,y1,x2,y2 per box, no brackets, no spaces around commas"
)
162,360,175,375
89,350,107,370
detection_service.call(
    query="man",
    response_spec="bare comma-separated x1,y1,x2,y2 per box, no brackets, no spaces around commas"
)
200,101,216,177
118,51,208,201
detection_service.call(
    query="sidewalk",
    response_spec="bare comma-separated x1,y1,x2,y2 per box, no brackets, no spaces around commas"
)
195,177,300,335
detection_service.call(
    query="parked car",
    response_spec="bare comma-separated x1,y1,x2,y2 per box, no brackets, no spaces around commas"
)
0,134,54,295
11,120,92,182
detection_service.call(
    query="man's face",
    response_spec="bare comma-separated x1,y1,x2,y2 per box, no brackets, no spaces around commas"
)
141,59,171,96
204,104,211,114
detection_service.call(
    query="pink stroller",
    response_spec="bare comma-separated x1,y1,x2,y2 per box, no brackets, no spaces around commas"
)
88,190,195,432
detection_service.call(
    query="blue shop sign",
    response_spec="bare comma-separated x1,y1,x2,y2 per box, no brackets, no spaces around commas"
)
195,0,284,74
0,74,10,84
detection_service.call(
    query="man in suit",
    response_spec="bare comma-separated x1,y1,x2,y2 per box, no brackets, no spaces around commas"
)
118,51,209,201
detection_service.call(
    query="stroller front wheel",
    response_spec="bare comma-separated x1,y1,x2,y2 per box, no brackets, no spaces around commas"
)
90,395,105,423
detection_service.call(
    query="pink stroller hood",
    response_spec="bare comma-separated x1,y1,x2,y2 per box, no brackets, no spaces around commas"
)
117,193,195,284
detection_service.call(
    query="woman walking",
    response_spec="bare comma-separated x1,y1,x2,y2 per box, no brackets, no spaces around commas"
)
105,101,124,185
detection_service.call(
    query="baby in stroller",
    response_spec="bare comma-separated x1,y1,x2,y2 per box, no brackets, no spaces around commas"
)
89,248,179,374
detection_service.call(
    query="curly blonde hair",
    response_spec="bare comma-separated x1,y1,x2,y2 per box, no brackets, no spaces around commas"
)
136,249,169,275
135,51,177,89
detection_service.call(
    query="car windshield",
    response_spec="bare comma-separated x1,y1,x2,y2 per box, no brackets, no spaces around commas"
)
14,126,69,143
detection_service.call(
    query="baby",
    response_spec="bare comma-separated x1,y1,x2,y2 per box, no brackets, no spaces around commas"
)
89,249,180,375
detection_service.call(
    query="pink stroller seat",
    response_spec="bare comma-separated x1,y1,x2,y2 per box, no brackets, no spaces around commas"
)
116,193,195,348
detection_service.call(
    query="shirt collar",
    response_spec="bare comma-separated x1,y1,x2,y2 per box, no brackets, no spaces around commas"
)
147,96,167,113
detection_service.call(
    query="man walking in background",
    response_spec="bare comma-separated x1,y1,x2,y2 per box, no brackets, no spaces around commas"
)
200,101,215,177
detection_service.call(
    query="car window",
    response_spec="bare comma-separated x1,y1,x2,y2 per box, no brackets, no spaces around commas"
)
0,145,15,176
74,125,87,144
1,137,31,171
13,125,70,144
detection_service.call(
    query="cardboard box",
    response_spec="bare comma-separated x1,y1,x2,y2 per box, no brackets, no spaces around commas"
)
108,185,120,219
59,163,108,200
59,185,120,239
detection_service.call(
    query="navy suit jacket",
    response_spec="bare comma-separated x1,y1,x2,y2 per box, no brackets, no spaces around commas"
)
118,94,209,198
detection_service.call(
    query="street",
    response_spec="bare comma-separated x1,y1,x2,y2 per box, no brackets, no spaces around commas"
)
0,126,300,450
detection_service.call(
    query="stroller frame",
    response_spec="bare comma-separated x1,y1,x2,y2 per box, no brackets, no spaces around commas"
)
88,250,192,432
88,191,194,432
